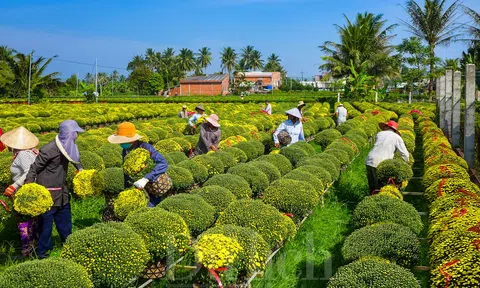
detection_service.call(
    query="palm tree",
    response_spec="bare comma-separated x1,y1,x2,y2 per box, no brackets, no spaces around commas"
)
177,48,196,74
320,13,399,81
249,50,264,71
145,48,158,71
402,0,462,96
4,52,60,97
443,58,460,70
264,53,282,72
127,55,146,71
0,45,16,61
463,6,480,44
241,45,255,70
159,48,176,88
220,47,237,79
196,47,212,75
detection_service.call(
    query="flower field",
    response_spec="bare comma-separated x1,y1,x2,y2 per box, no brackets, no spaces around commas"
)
0,99,476,288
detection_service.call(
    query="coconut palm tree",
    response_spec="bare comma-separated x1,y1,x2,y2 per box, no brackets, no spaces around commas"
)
320,13,399,81
220,47,237,79
249,50,264,71
177,48,196,75
241,45,255,70
196,47,212,75
443,58,460,70
264,53,283,72
145,48,158,71
0,45,16,61
127,55,146,72
402,0,462,96
463,6,480,44
4,52,60,97
158,48,176,88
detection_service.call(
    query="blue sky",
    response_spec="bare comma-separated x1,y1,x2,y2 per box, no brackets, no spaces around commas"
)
1,0,479,80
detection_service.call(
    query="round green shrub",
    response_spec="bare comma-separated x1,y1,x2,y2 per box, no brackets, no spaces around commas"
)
192,185,236,215
167,165,194,191
247,140,265,156
255,154,292,176
154,139,183,154
151,128,169,140
79,150,105,170
0,258,93,288
424,153,469,170
352,194,423,235
327,258,420,288
125,207,190,260
171,137,192,153
262,179,318,219
234,141,259,161
61,222,149,288
201,224,269,273
429,192,480,222
311,153,342,169
279,146,309,166
342,223,420,267
423,164,469,190
166,151,188,164
96,144,122,168
425,178,480,203
209,151,237,171
344,134,367,149
158,193,215,236
217,199,296,249
314,129,342,149
289,141,316,156
294,165,333,187
297,159,340,181
376,159,413,186
283,170,324,196
100,167,124,195
192,154,224,176
325,142,355,161
163,154,175,165
176,160,209,184
247,161,281,183
228,163,269,196
323,149,350,165
221,146,248,164
113,188,148,220
203,174,253,199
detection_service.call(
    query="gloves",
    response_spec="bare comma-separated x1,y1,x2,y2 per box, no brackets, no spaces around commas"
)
4,185,16,198
134,178,149,189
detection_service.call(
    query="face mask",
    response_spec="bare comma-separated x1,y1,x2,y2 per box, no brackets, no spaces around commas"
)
120,143,132,149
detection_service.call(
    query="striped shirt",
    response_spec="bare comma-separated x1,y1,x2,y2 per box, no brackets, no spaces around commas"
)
11,149,38,189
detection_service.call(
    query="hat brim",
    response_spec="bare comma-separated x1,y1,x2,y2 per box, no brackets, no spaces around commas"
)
378,123,400,135
108,134,143,144
206,118,220,127
1,136,39,150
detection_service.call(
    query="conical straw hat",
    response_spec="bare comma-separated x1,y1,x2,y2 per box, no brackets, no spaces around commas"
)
0,127,39,150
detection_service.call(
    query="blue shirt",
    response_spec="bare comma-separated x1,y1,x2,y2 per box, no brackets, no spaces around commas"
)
188,113,207,126
273,119,305,145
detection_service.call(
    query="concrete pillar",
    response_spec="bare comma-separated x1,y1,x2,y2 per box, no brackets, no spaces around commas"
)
439,75,446,130
445,70,453,138
375,92,378,103
337,92,340,103
436,78,440,124
408,92,412,104
464,64,476,168
452,71,461,147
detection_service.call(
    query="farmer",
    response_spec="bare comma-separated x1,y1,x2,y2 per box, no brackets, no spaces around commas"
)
273,108,305,148
108,122,169,207
365,120,409,192
194,114,221,156
262,100,272,115
1,127,39,257
188,105,206,128
25,120,84,259
336,103,348,125
297,101,306,117
178,105,188,119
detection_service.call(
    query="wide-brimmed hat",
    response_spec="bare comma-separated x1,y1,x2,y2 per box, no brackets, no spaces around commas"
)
182,105,187,109
205,114,220,127
286,108,302,119
379,120,400,135
297,101,305,107
108,122,143,144
338,103,344,106
195,105,205,111
0,127,39,150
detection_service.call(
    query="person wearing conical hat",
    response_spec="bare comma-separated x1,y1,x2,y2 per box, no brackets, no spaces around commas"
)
297,101,306,117
108,122,169,207
1,126,40,257
178,105,188,119
273,108,305,148
25,120,84,259
194,114,221,156
365,120,409,192
188,105,207,128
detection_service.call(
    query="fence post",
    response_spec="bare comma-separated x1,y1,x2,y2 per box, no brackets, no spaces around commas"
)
375,92,378,103
337,92,340,103
445,70,453,138
464,64,476,168
439,75,446,129
408,92,412,104
452,71,461,147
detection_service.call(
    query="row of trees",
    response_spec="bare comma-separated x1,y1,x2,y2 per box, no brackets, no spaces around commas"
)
320,0,480,99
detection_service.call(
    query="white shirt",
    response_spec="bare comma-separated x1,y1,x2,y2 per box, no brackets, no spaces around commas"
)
273,119,305,145
264,104,272,115
336,106,348,123
365,130,409,168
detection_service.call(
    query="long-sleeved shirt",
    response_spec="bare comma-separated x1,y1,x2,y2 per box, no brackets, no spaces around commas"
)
188,113,207,127
123,141,169,188
365,130,409,168
194,123,221,155
336,106,348,124
26,140,83,207
263,104,272,115
11,149,38,190
273,119,305,145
